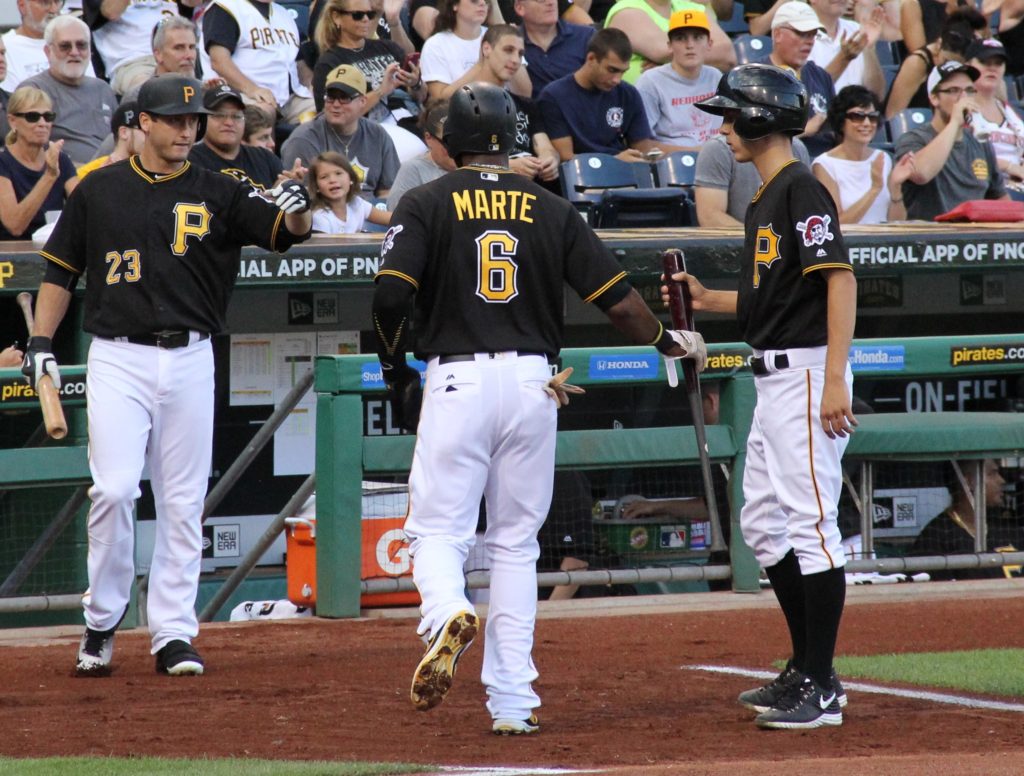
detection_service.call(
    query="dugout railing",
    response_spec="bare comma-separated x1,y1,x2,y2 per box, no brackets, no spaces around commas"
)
315,334,1024,618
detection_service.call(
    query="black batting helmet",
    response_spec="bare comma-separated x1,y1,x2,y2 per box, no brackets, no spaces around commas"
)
696,64,808,140
443,82,516,159
138,74,210,138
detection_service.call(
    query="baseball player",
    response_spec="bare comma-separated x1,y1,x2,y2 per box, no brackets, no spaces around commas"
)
372,82,706,734
22,74,312,677
667,64,857,730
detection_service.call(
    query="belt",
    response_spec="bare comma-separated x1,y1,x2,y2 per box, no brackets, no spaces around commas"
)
438,351,547,365
125,331,210,349
750,353,789,376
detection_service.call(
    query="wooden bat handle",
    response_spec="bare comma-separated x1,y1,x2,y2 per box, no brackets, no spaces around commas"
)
15,292,68,440
16,291,34,331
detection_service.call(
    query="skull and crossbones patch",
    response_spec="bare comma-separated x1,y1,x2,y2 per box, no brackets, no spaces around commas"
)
796,214,834,247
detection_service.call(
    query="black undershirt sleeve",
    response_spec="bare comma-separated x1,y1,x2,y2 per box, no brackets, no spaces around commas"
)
372,274,417,371
43,260,80,292
590,277,632,312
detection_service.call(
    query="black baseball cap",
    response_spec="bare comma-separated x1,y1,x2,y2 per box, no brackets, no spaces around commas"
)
203,83,245,111
111,100,140,133
967,38,1008,64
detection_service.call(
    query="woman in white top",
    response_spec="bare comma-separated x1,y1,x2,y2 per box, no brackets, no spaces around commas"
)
967,38,1024,183
420,0,530,102
307,151,391,234
813,85,914,224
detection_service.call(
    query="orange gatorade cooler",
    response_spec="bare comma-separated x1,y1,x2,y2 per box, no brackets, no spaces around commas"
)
285,489,419,609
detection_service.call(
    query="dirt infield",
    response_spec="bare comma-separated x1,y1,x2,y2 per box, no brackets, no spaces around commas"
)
1,582,1023,775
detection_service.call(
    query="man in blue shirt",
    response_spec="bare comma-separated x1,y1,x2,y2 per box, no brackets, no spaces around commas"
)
517,0,595,99
538,28,682,161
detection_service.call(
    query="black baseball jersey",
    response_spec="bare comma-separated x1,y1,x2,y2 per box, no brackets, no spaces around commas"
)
39,157,308,337
738,160,851,351
188,142,284,191
375,166,628,359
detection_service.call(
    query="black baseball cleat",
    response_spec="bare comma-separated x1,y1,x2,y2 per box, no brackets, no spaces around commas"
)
155,639,205,676
739,662,848,712
75,606,128,677
75,625,118,677
738,661,801,712
754,675,843,730
410,610,478,711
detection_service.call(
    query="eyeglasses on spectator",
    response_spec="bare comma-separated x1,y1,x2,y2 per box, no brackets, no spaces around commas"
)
14,111,57,123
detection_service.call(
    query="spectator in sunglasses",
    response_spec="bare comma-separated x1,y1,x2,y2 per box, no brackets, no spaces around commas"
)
0,85,77,240
200,0,316,124
813,85,914,223
309,0,427,162
2,0,97,94
22,16,118,166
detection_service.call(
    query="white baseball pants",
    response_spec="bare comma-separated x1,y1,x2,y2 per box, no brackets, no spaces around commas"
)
740,347,852,575
404,351,555,722
83,335,213,652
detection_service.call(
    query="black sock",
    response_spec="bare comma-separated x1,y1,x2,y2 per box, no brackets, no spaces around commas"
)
802,566,846,690
764,549,806,671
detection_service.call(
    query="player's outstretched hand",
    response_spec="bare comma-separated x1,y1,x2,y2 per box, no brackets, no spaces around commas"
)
21,336,61,389
543,367,585,407
820,377,857,439
384,363,423,433
267,180,311,214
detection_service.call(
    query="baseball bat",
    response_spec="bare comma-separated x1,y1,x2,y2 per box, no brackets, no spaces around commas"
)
661,249,726,553
16,292,68,440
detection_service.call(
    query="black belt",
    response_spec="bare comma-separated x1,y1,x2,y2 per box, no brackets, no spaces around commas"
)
438,351,547,365
751,353,789,376
125,331,210,349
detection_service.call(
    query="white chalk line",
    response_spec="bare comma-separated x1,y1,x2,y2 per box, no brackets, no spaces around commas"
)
685,664,1024,713
440,769,598,774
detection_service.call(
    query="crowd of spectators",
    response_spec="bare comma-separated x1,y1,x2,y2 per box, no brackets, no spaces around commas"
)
1,0,1022,238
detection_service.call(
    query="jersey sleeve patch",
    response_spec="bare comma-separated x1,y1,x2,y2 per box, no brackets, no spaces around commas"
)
796,213,835,249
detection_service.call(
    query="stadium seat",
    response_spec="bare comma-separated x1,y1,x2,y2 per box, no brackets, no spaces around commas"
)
886,108,932,145
560,153,655,221
733,34,771,65
592,188,694,228
719,1,748,37
653,151,698,199
1005,75,1020,103
875,39,900,68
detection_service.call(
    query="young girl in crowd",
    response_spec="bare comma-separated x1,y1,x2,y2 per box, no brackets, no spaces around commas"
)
307,151,391,234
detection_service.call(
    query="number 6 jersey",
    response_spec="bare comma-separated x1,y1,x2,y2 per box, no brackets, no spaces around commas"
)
375,166,628,359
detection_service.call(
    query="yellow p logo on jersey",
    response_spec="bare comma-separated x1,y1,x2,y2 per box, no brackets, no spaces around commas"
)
753,223,781,288
171,202,212,256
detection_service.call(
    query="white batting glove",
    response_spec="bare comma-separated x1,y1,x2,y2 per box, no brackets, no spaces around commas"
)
663,329,707,387
22,336,61,390
543,367,586,407
267,180,311,214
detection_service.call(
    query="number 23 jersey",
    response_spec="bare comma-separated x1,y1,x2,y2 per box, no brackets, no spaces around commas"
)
376,166,628,359
39,157,307,338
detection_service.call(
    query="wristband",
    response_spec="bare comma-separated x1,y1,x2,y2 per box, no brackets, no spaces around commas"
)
653,328,677,356
27,335,53,351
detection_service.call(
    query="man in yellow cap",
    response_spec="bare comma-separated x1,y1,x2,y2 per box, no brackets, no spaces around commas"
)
635,8,723,149
280,64,400,198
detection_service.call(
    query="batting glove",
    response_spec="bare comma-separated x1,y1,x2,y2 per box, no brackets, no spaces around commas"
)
22,335,61,390
383,362,423,433
267,180,311,214
662,329,706,387
543,367,585,407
